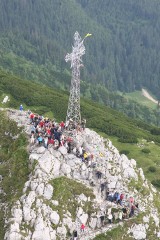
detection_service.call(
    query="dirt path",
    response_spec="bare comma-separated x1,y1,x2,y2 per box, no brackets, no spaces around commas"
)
142,88,158,104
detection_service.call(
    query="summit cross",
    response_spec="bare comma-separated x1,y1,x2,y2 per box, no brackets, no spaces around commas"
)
65,31,86,125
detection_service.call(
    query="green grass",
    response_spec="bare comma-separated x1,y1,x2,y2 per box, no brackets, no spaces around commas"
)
94,213,145,240
94,212,160,240
2,69,160,145
0,111,30,239
106,135,160,187
49,177,95,221
125,91,157,109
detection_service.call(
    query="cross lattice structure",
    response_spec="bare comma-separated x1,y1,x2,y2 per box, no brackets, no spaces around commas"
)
65,31,86,125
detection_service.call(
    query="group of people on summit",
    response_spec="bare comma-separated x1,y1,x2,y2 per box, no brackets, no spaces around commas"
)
21,105,139,239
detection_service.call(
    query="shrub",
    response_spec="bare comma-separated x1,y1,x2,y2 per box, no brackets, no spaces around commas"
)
118,136,138,143
120,150,130,155
148,166,156,173
141,148,151,154
151,179,160,188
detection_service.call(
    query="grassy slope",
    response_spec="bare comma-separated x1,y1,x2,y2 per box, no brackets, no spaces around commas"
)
1,71,160,239
0,111,29,239
109,135,160,186
0,69,160,140
1,70,160,184
125,91,157,109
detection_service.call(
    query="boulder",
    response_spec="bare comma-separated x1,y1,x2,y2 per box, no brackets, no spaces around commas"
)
78,193,88,202
89,217,97,229
129,224,146,240
50,211,60,225
58,146,67,155
36,183,45,196
12,208,22,224
37,146,46,154
5,232,22,240
61,163,71,175
56,225,67,237
43,184,53,200
79,213,88,225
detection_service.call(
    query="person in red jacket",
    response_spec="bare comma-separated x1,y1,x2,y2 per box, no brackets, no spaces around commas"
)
80,223,85,232
60,121,65,131
30,112,35,123
48,137,54,145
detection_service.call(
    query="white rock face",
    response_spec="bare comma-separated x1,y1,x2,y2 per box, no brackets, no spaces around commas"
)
89,217,97,229
129,224,146,240
61,163,71,175
143,216,149,223
37,146,46,154
79,213,88,225
58,146,67,155
4,109,160,240
56,225,67,237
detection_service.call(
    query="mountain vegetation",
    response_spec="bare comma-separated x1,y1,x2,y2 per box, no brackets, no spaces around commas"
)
0,0,160,98
0,67,160,239
1,71,160,189
1,0,160,126
0,111,29,239
1,70,160,145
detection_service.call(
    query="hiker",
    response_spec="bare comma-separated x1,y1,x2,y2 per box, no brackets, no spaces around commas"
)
60,121,65,131
48,136,54,145
100,215,105,226
73,230,78,240
129,204,135,218
19,104,23,111
96,170,102,179
43,136,48,148
108,213,113,224
37,134,43,145
30,133,35,144
100,183,105,192
30,112,35,123
81,118,86,130
80,223,85,232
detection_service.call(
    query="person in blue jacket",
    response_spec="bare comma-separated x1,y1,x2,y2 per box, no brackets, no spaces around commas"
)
19,104,23,111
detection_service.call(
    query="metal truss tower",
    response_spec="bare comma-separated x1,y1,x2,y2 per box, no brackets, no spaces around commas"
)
65,31,86,125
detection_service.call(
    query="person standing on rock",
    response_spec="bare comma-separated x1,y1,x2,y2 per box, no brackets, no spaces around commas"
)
73,230,78,240
80,223,85,233
108,212,113,224
19,104,23,112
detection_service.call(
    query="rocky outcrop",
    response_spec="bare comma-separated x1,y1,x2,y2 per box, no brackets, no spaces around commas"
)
3,109,160,240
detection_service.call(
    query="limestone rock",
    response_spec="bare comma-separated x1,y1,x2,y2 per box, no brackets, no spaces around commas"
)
61,163,71,175
50,211,60,225
79,213,88,225
89,217,97,229
43,184,53,200
36,183,45,196
56,225,67,238
58,146,67,155
37,146,46,154
129,224,146,240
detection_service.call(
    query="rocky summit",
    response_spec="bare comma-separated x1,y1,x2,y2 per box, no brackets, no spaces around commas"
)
1,108,160,240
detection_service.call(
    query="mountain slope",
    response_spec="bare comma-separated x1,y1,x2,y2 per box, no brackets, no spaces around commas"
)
1,69,160,144
0,0,160,98
1,108,160,240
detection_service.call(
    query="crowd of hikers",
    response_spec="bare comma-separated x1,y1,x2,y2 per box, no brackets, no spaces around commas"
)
20,106,139,240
